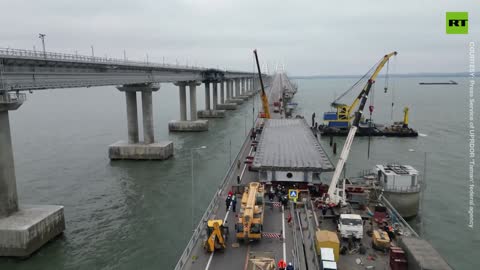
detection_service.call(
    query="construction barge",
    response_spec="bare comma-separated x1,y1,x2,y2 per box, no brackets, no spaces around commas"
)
174,53,451,270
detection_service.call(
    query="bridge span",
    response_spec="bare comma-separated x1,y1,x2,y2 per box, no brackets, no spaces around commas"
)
0,48,270,257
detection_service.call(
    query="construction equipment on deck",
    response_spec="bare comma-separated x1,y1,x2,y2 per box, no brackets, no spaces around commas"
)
236,182,265,241
372,229,391,250
246,251,276,270
324,52,398,206
203,219,227,252
254,49,271,119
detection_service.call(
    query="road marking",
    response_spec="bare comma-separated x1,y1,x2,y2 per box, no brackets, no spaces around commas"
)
282,205,286,262
239,146,254,181
205,144,254,270
243,244,251,270
205,250,214,270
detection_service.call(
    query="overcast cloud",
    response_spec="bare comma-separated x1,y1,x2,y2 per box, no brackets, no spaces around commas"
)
1,0,478,75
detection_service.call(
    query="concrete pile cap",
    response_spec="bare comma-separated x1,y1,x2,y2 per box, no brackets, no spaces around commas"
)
253,118,334,172
400,237,453,270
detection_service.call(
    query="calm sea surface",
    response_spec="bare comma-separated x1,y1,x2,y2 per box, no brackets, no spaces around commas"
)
0,76,478,269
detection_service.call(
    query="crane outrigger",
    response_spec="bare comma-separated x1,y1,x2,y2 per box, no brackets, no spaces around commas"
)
325,51,398,206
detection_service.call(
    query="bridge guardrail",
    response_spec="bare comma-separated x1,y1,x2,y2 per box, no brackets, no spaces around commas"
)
0,48,255,75
0,93,26,104
0,47,206,70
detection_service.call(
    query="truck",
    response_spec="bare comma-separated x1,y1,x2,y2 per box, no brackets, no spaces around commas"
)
337,214,363,239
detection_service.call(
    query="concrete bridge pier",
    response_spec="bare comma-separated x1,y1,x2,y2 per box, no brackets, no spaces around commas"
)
109,84,173,160
169,81,208,131
236,78,249,101
220,81,225,104
0,93,65,257
244,78,254,97
197,81,225,118
226,79,243,105
217,80,237,110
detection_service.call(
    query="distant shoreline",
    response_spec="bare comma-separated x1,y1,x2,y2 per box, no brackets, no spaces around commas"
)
291,72,479,79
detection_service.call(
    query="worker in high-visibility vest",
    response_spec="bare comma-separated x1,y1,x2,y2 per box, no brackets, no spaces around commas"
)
278,259,287,270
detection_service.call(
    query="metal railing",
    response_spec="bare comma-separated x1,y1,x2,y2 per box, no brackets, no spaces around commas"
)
303,203,320,270
0,47,254,75
381,196,419,237
290,204,301,270
383,185,421,193
174,129,252,270
0,92,26,103
0,47,204,70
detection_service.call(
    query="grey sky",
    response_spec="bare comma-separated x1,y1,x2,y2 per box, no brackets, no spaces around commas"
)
1,0,478,75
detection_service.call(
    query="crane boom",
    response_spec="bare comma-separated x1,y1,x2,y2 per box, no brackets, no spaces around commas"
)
327,52,398,201
254,50,271,119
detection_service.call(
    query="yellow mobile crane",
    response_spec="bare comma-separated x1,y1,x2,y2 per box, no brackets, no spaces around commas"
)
254,50,270,119
236,182,265,241
324,52,397,129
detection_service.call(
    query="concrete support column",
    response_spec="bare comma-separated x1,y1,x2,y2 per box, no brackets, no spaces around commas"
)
141,90,154,144
239,79,243,95
242,78,246,94
204,82,211,111
220,81,225,104
0,111,18,217
189,82,198,121
230,80,234,97
212,82,218,110
226,80,231,100
125,91,139,144
235,79,240,97
178,82,187,121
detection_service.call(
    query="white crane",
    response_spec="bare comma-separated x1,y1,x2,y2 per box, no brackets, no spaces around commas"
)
325,51,398,206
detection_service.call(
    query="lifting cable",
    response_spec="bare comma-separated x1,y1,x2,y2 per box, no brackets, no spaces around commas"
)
331,59,381,106
367,84,375,159
390,57,396,121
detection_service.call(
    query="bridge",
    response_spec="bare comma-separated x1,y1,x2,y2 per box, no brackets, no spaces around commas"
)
0,48,269,257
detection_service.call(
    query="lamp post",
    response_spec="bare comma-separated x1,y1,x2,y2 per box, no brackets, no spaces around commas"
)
38,33,46,58
191,145,207,231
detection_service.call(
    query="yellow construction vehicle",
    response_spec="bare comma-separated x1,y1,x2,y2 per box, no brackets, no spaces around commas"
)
372,229,390,251
254,50,270,119
203,219,227,252
236,182,265,241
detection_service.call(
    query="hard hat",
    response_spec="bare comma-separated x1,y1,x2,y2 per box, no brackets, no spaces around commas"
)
288,262,292,266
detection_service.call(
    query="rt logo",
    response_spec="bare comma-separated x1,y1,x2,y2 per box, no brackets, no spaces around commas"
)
446,12,468,34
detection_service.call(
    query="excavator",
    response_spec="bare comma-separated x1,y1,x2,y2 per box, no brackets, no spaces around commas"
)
236,182,265,241
323,52,398,206
254,49,271,119
203,219,227,252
